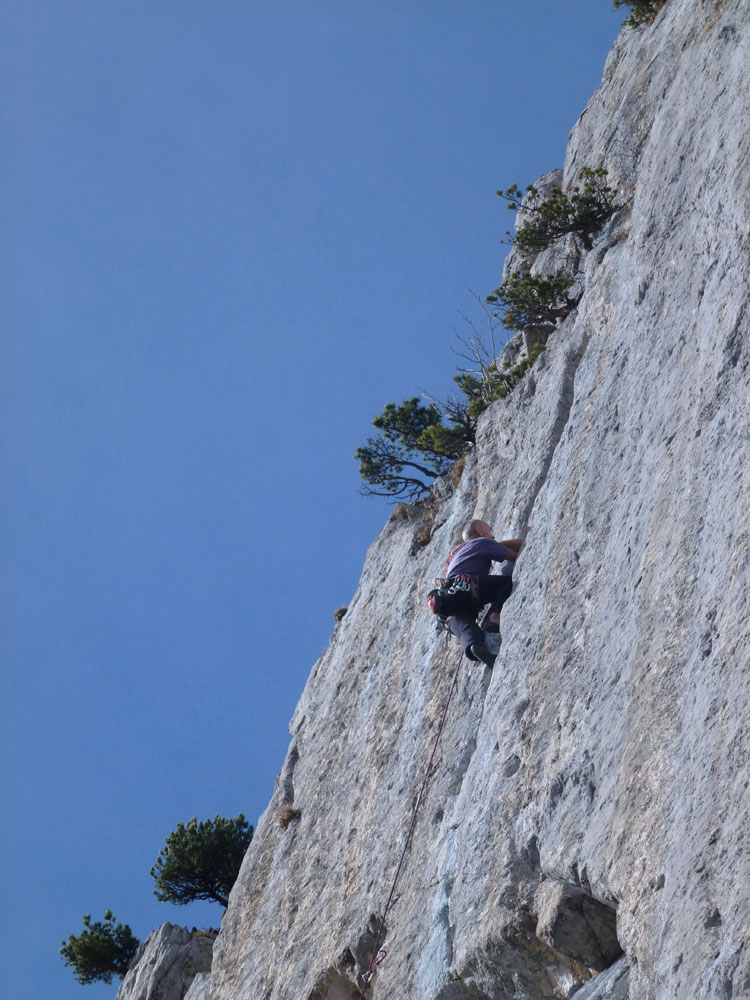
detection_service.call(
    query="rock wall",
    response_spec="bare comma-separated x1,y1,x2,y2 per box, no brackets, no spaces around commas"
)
133,2,749,998
115,924,215,1000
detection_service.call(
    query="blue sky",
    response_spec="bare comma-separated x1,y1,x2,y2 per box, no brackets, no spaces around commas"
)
2,3,623,998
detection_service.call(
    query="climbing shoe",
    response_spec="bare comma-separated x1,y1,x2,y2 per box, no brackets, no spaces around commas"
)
469,643,496,667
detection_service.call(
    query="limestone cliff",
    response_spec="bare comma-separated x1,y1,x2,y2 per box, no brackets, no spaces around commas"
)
115,924,215,1000
136,2,750,998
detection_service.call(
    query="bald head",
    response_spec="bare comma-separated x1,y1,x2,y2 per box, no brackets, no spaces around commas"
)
462,519,494,541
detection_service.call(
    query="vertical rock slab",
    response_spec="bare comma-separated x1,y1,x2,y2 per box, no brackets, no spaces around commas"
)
574,956,630,1000
115,924,216,1000
445,2,750,997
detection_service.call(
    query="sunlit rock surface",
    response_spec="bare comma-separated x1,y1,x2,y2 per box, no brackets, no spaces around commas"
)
146,2,749,998
115,924,215,1000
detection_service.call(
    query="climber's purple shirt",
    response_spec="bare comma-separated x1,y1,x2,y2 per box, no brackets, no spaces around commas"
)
445,537,512,577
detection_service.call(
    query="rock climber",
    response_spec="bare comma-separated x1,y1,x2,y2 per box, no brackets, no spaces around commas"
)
442,519,523,666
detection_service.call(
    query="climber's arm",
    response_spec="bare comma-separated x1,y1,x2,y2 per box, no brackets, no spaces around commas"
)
497,537,524,560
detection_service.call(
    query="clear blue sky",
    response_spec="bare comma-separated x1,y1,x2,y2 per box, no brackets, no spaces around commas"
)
1,3,623,998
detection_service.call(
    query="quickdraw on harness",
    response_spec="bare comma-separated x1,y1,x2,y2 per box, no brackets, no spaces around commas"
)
426,574,479,617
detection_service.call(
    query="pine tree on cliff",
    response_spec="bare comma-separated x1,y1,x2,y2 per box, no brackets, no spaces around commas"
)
150,814,253,908
356,397,470,501
60,911,140,985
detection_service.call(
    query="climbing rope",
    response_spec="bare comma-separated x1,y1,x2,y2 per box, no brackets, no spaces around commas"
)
357,649,464,999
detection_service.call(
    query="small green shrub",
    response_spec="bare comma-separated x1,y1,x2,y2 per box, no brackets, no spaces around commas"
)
60,911,139,985
498,167,619,253
454,342,548,419
453,370,500,421
613,0,666,27
502,341,548,389
486,269,576,333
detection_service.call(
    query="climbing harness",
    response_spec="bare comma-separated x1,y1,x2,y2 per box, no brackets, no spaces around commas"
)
357,647,464,998
426,574,479,617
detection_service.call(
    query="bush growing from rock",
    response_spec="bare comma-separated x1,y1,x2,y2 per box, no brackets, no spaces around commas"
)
498,167,619,253
454,343,548,419
60,911,139,985
613,0,666,28
410,518,434,552
356,195,586,501
355,285,564,499
487,269,577,332
151,814,253,909
278,805,301,829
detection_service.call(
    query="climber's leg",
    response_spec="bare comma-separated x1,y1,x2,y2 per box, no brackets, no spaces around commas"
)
476,575,513,632
448,613,485,659
476,575,513,607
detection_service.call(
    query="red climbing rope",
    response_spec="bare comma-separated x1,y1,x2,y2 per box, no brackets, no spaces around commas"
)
357,650,464,999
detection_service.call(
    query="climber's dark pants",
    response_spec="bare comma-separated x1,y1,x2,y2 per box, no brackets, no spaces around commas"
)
448,575,513,659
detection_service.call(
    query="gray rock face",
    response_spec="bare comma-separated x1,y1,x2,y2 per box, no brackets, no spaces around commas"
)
574,957,629,1000
183,972,210,1000
115,924,215,1000
187,2,750,998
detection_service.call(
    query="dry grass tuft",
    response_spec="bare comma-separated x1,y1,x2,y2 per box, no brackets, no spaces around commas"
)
449,453,467,489
279,806,301,830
